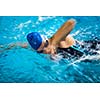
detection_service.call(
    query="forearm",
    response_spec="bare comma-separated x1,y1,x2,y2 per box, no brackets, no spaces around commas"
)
0,42,28,53
49,19,76,46
0,43,16,50
0,43,15,53
15,42,28,48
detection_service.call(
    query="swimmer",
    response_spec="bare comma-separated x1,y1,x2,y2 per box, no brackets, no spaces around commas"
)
0,19,76,56
27,19,76,55
0,19,100,57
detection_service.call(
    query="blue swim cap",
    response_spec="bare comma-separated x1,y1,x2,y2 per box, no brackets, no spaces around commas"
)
27,32,42,50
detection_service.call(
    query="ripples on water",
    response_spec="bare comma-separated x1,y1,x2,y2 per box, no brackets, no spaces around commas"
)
0,16,100,83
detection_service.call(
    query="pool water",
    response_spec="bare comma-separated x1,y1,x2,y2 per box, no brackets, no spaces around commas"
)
0,16,100,83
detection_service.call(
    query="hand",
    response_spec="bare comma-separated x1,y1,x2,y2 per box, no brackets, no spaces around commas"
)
17,42,28,48
21,43,28,48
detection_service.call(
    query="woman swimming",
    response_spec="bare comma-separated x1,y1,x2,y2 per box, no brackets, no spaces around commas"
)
27,19,76,55
0,19,100,58
0,19,76,55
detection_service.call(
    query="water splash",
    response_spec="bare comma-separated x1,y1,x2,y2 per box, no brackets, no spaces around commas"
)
72,30,80,37
14,20,32,31
68,54,100,65
38,16,55,22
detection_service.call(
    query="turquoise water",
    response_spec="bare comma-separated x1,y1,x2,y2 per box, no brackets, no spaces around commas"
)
0,16,100,83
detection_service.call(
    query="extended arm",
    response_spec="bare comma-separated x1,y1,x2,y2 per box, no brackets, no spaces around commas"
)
43,19,76,55
0,42,28,53
49,19,76,46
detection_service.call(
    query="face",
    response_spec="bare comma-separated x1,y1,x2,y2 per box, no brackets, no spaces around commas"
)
37,40,49,53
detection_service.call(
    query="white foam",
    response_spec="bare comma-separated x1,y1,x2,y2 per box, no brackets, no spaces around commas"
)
38,16,55,22
69,54,100,65
14,20,32,31
72,30,80,36
38,16,43,21
24,20,31,24
96,51,100,54
51,54,63,62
